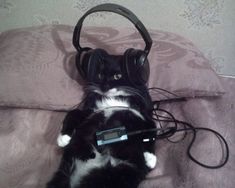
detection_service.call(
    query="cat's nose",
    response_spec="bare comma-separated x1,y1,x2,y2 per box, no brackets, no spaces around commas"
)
101,84,109,92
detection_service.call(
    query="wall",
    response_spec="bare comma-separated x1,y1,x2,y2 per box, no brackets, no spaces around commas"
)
0,0,234,76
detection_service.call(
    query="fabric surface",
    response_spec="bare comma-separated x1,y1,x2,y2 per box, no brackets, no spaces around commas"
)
0,25,225,111
0,76,234,188
140,76,235,188
0,108,64,188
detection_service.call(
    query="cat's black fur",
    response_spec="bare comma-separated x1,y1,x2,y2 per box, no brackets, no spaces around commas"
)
47,55,156,188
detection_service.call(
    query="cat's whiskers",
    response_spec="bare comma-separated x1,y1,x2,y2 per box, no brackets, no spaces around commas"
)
117,86,146,99
84,85,140,97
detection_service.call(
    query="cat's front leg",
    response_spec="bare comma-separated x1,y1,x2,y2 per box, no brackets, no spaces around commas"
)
57,109,92,147
47,156,73,188
48,139,96,188
47,172,70,188
142,142,157,169
144,152,157,169
141,119,158,169
67,138,96,161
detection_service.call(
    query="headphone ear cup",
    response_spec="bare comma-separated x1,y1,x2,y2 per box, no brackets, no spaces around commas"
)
75,48,92,80
124,48,149,85
76,48,108,82
139,53,150,84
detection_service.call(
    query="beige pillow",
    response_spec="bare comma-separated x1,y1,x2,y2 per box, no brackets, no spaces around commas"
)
0,25,224,111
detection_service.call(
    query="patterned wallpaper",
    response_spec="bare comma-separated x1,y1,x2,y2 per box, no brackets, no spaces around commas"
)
0,0,234,76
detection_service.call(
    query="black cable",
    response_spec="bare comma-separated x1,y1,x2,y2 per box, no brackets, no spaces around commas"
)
152,108,188,143
150,97,229,169
149,103,229,169
174,121,229,169
152,97,187,105
148,87,179,97
127,127,176,138
127,115,229,169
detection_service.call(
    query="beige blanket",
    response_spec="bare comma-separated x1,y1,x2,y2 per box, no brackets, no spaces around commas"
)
0,77,234,188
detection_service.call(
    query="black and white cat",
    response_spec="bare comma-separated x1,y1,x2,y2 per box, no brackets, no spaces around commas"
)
47,55,157,188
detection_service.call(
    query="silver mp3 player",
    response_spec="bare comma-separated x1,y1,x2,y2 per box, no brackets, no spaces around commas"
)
96,127,128,146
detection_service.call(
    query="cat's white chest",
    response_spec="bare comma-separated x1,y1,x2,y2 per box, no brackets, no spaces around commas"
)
95,88,144,119
95,98,128,118
96,97,129,110
95,88,130,118
95,98,143,119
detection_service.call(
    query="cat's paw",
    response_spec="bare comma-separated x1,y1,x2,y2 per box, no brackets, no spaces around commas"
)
144,152,157,169
57,134,71,147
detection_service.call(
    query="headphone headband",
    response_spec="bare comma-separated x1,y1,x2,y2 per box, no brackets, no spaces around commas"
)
73,3,152,54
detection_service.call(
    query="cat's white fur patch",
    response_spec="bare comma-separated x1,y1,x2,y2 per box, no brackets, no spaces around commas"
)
144,152,157,169
70,150,108,188
57,134,71,147
106,88,131,97
95,98,144,120
70,148,132,188
96,98,129,109
94,88,131,97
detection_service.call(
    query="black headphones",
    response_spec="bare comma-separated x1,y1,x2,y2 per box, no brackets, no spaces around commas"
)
73,3,152,85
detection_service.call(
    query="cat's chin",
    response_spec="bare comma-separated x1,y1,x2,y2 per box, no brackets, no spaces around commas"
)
106,88,131,97
93,88,132,98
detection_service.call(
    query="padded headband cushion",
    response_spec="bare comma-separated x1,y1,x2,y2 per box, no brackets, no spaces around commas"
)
73,3,152,54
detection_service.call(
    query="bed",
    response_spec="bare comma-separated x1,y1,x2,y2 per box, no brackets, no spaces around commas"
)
0,25,234,188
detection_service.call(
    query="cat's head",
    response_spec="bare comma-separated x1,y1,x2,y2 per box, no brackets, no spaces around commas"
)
82,50,152,110
98,57,129,92
85,53,133,92
79,48,150,93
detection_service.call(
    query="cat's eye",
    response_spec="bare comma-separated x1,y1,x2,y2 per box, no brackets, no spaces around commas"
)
98,73,103,80
113,73,122,80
